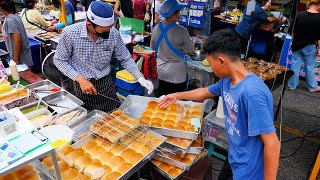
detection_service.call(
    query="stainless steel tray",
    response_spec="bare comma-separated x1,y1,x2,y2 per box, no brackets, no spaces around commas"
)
70,110,107,142
160,142,188,155
3,93,37,110
31,160,55,180
150,161,185,180
73,132,167,180
19,101,48,114
192,148,208,165
42,91,84,114
53,106,87,127
119,95,204,140
26,80,61,99
186,146,203,154
0,84,25,97
153,151,192,171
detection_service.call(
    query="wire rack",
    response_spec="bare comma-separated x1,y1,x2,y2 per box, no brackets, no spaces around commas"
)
90,110,141,143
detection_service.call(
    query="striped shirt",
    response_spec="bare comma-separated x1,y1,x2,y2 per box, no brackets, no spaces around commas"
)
53,22,142,81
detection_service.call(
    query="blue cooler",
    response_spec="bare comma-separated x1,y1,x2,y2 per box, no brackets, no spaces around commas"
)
115,70,144,97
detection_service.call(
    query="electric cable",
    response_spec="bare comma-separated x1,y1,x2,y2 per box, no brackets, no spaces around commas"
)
274,105,320,119
280,128,320,159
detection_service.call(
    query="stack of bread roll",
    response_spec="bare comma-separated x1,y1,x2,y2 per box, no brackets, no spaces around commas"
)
190,135,202,148
47,133,162,180
151,159,184,179
166,137,193,149
161,152,196,166
0,164,40,180
90,110,140,143
195,148,208,162
140,101,202,132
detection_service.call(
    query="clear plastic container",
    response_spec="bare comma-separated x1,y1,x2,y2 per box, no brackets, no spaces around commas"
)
25,109,53,129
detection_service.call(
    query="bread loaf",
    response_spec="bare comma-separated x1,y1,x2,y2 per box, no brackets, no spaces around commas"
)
83,162,105,179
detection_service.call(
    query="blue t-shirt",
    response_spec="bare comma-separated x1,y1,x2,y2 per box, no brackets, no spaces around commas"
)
235,4,268,40
208,73,275,180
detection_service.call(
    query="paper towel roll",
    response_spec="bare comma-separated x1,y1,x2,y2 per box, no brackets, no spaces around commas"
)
216,96,224,118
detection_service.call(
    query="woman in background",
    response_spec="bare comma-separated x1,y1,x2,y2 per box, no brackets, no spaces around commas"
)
21,0,56,38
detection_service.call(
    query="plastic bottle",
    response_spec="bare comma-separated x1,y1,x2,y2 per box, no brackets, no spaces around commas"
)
216,96,224,118
9,60,20,81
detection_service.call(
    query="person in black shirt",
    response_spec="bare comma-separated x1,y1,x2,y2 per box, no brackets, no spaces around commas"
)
288,0,320,92
81,0,95,11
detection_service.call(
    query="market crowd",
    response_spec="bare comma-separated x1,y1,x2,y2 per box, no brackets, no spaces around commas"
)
0,0,319,179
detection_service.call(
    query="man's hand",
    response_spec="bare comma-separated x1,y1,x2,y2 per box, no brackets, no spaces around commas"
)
76,75,97,95
138,77,153,94
159,94,179,108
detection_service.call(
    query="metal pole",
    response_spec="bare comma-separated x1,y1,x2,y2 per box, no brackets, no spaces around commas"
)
60,0,68,26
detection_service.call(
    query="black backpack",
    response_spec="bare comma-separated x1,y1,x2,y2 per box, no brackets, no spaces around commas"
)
119,0,134,18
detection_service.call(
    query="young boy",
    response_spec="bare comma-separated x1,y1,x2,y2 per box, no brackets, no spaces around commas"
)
159,29,280,180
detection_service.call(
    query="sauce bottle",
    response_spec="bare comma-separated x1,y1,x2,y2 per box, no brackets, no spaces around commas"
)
9,60,20,81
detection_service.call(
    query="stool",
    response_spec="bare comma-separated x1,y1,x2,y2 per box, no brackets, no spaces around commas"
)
207,143,227,160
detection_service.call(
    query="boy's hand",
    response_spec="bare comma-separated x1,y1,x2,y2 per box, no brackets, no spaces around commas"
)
159,94,178,108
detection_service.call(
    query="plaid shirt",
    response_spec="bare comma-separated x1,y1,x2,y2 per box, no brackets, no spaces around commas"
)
53,22,142,81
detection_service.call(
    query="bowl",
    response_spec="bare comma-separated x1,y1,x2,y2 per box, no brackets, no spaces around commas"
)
40,125,74,149
191,50,206,61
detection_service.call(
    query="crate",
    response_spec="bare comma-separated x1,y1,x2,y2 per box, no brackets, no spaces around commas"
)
115,70,144,97
203,110,228,150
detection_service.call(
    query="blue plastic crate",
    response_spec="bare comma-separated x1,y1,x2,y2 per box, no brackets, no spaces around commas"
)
115,78,144,97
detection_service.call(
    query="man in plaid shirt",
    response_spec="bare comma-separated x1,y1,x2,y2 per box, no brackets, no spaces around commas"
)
54,1,153,112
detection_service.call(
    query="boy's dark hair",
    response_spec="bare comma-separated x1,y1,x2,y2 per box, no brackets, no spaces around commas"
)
0,0,17,14
203,29,241,62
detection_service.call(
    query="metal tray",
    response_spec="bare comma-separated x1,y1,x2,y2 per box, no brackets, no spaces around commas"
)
3,93,38,110
192,148,208,165
160,142,188,155
42,91,84,114
150,161,185,180
70,110,107,142
53,106,87,127
153,150,196,171
30,161,55,180
0,84,25,97
26,80,61,99
186,146,203,154
73,132,167,180
119,95,204,140
19,101,48,114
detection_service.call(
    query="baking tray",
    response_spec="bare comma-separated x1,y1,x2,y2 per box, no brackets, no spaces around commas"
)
73,132,167,180
119,95,204,140
150,161,185,180
31,161,55,180
153,150,196,171
160,142,189,155
186,146,203,154
70,110,107,142
193,148,208,165
26,80,61,99
53,106,87,127
42,91,84,114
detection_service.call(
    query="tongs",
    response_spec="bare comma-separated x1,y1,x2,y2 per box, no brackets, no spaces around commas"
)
33,88,61,93
47,103,69,109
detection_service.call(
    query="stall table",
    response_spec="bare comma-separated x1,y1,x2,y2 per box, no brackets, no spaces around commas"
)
0,109,61,179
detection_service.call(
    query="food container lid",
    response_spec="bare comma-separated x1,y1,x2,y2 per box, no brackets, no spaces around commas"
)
116,70,138,82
